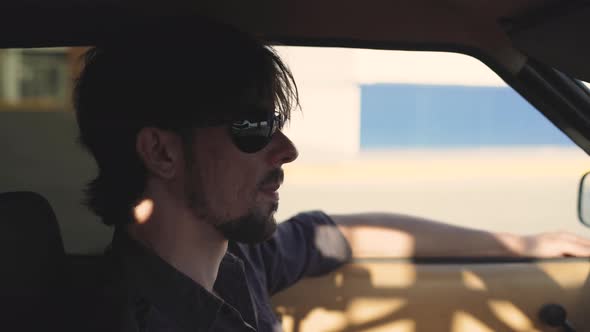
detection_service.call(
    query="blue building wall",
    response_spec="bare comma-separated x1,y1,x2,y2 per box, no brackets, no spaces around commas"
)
360,84,574,149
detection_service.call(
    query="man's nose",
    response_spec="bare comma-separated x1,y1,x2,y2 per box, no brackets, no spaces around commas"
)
267,131,299,166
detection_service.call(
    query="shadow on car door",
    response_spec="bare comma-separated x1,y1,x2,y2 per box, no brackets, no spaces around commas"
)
273,258,590,331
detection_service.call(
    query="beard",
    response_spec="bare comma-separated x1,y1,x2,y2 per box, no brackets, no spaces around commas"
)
214,203,278,244
185,166,281,244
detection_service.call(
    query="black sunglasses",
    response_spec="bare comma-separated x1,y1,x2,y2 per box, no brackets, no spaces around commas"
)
229,112,282,153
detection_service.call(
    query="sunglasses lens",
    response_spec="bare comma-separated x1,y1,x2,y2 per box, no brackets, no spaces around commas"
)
233,135,271,153
230,117,275,153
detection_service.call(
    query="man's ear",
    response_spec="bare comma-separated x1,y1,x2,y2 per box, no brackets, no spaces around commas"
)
136,127,185,180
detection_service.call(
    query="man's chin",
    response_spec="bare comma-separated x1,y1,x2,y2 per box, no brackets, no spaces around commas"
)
215,210,277,244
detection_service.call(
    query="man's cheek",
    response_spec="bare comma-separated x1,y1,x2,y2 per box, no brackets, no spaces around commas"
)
234,182,253,204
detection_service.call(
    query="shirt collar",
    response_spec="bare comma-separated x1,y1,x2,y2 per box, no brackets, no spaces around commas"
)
110,228,232,332
214,251,257,329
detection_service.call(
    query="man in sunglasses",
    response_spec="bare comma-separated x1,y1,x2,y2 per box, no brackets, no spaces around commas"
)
73,18,590,332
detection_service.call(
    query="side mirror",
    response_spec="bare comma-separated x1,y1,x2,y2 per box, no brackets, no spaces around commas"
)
578,171,590,227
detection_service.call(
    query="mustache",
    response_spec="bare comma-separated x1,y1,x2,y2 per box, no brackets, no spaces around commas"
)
259,168,284,187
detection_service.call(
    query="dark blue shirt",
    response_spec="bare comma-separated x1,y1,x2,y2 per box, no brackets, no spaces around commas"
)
94,211,352,332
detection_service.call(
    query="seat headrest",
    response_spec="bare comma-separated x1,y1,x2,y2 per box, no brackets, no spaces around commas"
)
0,191,65,295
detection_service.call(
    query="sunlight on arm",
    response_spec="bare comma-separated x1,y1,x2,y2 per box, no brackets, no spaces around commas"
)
334,224,416,258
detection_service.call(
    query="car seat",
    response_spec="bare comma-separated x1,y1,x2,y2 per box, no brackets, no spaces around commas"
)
0,191,66,329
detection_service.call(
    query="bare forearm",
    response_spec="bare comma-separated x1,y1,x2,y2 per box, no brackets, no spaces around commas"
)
330,213,522,258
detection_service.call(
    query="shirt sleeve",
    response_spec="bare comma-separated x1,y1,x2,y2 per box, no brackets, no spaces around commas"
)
233,211,352,296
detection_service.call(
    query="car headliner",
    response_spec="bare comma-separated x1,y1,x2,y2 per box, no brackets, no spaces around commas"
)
0,1,561,54
1,0,587,79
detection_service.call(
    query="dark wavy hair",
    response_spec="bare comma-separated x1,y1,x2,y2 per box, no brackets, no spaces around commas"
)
74,17,298,226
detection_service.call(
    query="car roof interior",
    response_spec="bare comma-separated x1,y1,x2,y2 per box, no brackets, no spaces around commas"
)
0,0,588,77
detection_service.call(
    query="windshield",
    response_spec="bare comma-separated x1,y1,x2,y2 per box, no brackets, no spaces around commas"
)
1,47,590,254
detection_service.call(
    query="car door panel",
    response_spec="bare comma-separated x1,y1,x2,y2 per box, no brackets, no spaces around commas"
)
273,259,590,332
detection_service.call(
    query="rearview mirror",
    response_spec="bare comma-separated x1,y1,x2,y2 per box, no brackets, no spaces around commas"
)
578,171,590,227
